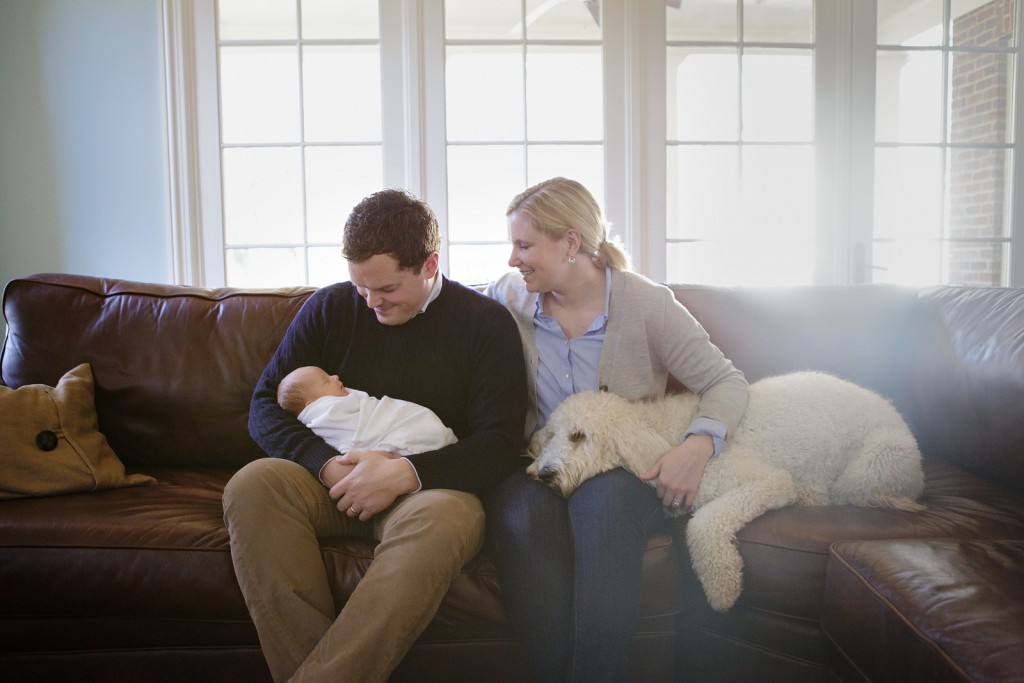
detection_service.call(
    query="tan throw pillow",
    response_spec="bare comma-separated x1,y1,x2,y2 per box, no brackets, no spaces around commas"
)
0,363,155,499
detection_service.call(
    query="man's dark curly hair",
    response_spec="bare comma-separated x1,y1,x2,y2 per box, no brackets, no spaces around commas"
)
342,189,440,272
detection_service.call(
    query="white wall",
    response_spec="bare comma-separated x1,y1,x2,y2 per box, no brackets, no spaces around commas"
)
0,0,172,335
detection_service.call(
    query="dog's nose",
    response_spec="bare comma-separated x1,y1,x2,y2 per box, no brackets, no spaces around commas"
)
537,466,555,484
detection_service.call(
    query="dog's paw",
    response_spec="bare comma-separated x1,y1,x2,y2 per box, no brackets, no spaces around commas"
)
687,517,744,612
702,569,742,612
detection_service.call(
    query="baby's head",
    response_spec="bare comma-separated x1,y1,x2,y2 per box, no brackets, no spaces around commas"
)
278,366,349,416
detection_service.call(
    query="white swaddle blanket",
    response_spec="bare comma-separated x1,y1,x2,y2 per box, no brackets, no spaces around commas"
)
297,389,457,455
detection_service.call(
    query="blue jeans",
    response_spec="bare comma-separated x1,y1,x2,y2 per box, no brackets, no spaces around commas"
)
487,468,665,682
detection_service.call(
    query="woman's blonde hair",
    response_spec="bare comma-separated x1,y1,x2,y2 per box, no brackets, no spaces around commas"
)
506,177,631,271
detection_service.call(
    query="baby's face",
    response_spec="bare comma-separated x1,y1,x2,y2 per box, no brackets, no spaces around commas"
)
299,367,349,401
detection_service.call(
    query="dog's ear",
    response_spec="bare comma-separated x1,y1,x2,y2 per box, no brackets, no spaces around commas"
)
528,425,552,461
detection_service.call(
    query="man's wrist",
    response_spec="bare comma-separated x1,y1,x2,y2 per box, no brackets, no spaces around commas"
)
400,456,423,493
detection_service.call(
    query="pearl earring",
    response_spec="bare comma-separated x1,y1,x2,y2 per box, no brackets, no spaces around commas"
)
568,255,576,264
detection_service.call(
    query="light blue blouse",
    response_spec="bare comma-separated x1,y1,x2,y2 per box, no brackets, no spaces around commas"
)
533,269,612,427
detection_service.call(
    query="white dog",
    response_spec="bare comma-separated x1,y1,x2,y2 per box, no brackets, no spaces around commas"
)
527,371,925,612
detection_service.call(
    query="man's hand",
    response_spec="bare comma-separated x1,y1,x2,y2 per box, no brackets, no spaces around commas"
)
638,433,714,511
328,450,419,521
319,458,354,488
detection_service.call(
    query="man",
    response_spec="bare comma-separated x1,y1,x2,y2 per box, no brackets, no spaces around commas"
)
224,189,528,682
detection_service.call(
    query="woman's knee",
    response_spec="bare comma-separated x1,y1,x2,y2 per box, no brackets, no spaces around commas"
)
568,469,662,531
487,471,567,542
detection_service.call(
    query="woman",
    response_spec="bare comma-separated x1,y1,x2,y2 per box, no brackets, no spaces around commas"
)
486,177,749,682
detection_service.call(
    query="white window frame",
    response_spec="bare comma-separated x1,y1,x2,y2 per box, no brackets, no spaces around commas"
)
161,0,1024,288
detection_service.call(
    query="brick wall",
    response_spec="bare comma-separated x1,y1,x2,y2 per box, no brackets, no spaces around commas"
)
947,0,1014,285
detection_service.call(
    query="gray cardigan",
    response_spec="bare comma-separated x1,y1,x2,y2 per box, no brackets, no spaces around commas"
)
487,269,749,439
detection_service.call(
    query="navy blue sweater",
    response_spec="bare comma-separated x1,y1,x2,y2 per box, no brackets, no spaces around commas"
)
248,277,528,499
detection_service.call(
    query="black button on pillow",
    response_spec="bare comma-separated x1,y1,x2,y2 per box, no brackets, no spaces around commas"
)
36,430,59,451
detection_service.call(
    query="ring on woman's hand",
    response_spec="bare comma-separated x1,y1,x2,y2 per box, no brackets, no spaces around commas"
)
671,498,683,507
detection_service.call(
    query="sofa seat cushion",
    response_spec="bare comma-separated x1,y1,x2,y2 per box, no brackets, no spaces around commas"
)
823,538,1024,683
0,467,681,654
674,459,1024,622
0,468,252,656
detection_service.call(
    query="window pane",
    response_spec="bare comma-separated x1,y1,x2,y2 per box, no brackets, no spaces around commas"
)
742,49,813,142
308,246,348,287
446,0,522,40
668,48,739,142
744,0,812,43
874,239,1009,286
525,0,601,40
526,47,603,141
666,240,815,286
227,247,304,287
446,46,524,142
449,244,516,287
952,0,1016,48
876,50,943,143
877,0,943,46
945,241,1008,285
871,240,943,285
223,147,303,245
948,146,1011,238
303,46,382,143
301,0,378,40
873,146,944,240
305,146,384,244
220,47,301,144
527,144,605,209
950,52,1014,144
740,145,815,244
666,144,814,264
667,145,740,240
219,0,296,41
667,0,737,42
447,146,526,242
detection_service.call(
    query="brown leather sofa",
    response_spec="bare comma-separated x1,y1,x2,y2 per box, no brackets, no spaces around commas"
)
2,273,1022,682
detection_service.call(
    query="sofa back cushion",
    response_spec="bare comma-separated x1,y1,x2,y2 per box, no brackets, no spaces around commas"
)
669,283,1024,494
902,286,1024,492
2,274,313,469
667,284,921,400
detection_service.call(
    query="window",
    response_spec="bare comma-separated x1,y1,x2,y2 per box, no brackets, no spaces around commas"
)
665,0,816,286
444,1,605,284
165,0,1023,289
214,0,383,287
872,0,1018,286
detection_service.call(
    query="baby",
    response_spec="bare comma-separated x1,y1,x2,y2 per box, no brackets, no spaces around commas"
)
277,366,458,458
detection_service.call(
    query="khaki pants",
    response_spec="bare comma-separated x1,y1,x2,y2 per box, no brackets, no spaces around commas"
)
223,458,485,683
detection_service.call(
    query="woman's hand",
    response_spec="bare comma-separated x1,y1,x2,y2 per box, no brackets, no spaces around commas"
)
639,434,714,511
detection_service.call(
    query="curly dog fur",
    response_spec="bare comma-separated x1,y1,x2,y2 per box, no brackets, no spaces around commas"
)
528,371,925,611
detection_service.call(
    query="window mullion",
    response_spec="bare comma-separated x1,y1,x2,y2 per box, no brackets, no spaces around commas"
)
380,0,417,191
848,0,878,284
1012,1,1024,286
418,0,448,272
164,0,225,287
608,0,665,281
814,0,850,284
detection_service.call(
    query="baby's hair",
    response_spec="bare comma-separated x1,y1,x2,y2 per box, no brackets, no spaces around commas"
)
277,372,308,417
